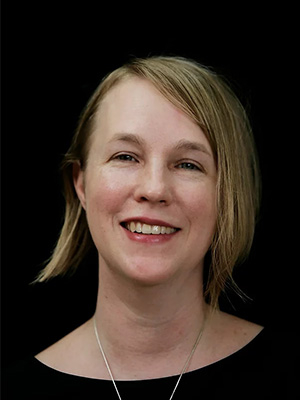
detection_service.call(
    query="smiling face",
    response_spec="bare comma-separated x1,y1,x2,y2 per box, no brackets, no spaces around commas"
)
74,77,217,286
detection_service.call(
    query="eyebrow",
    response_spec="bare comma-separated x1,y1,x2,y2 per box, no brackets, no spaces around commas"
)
108,133,146,146
108,133,212,157
174,139,212,157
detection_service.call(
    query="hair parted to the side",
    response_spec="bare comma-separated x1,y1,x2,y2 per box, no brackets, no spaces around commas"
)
35,56,261,310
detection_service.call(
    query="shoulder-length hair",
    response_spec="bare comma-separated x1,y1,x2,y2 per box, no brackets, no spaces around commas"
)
36,56,261,310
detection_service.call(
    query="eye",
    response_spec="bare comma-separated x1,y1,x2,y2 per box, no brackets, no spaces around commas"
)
177,162,202,171
112,153,138,162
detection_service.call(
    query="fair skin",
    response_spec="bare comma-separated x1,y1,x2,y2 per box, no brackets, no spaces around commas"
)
36,77,263,380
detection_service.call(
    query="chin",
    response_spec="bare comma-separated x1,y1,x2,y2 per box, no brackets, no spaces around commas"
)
120,260,179,287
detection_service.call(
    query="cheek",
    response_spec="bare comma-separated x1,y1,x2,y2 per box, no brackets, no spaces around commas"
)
185,184,217,234
85,171,130,219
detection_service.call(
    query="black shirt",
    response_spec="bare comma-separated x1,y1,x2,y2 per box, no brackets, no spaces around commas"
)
3,328,298,399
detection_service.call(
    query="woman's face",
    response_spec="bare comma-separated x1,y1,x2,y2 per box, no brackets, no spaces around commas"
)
74,77,217,286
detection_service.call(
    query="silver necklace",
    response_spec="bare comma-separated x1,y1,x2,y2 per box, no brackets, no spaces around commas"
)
93,315,205,400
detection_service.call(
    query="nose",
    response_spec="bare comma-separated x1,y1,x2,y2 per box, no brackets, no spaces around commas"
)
134,161,172,205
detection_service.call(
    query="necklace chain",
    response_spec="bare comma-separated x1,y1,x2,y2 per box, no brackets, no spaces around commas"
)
93,315,205,400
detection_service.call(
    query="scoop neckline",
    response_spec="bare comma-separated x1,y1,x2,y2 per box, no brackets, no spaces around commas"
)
32,327,266,382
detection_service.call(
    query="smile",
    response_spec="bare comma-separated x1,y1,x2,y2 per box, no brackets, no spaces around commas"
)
123,221,179,235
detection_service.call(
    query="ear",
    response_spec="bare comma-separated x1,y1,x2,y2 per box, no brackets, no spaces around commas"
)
73,162,87,210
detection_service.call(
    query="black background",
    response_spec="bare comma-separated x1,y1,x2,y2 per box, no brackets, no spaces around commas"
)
2,5,299,368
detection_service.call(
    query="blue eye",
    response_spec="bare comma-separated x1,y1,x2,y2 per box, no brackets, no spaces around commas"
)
177,162,201,171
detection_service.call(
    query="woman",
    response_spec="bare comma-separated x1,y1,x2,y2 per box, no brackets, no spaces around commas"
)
5,56,296,398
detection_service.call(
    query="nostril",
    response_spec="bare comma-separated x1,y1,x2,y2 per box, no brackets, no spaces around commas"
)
139,196,167,204
134,181,171,204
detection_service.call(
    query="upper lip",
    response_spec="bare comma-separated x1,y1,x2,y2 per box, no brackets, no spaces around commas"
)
121,217,180,229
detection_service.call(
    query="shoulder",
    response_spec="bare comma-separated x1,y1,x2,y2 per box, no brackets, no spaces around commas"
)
35,318,102,379
3,355,111,398
204,310,264,357
4,356,61,398
192,312,297,397
206,310,297,359
203,311,298,376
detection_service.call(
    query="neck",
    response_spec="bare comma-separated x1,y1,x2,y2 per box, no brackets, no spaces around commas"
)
94,262,208,379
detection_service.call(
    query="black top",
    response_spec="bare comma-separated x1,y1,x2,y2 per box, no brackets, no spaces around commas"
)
3,328,298,399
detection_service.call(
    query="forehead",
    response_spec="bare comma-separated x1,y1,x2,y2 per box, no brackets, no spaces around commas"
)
92,77,211,150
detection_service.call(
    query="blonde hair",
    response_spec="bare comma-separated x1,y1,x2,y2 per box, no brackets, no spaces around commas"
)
36,56,261,309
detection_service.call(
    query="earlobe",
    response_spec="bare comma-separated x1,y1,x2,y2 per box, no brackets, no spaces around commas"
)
73,162,87,210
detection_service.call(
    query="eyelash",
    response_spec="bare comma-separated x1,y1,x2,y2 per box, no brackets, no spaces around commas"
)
112,154,203,172
177,162,201,171
114,154,137,162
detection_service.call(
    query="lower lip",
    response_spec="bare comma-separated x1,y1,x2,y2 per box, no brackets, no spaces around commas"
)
121,225,179,244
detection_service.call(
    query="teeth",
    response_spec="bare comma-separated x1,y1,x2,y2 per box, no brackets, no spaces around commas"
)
125,222,177,235
151,225,160,234
130,221,135,232
142,224,152,234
